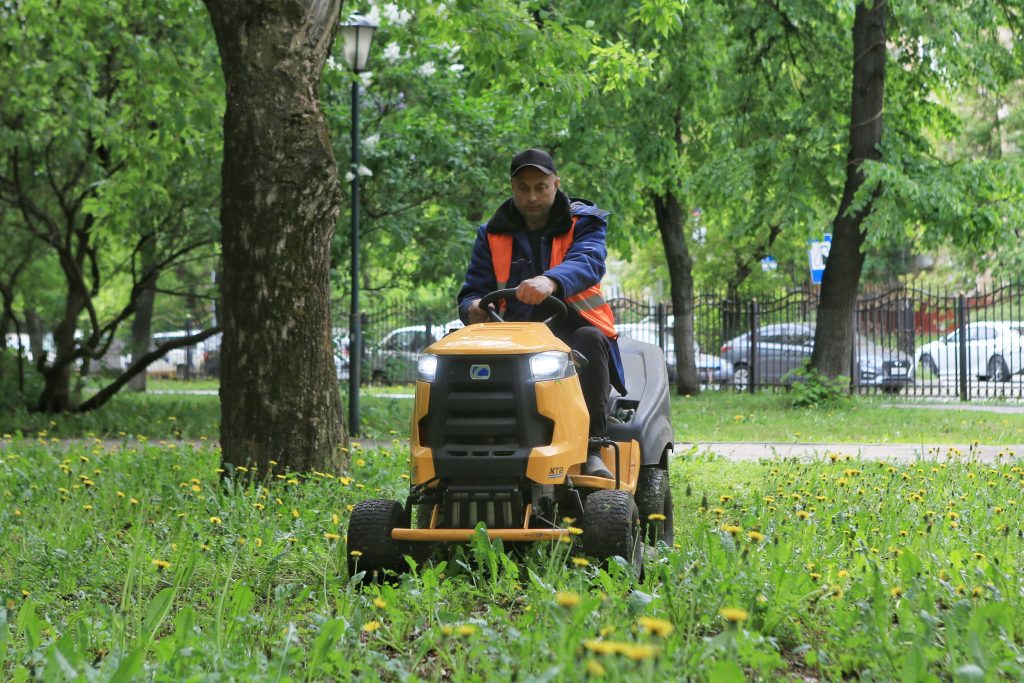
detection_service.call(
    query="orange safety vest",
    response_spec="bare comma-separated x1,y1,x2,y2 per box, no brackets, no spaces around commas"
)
486,217,618,339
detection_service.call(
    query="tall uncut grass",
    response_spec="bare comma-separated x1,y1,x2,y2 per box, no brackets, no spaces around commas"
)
3,433,1024,680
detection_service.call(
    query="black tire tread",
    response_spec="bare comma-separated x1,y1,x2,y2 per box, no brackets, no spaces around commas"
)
346,499,408,583
582,489,642,575
635,466,674,545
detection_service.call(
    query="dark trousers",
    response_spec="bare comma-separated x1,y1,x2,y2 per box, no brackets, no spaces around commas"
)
554,325,609,439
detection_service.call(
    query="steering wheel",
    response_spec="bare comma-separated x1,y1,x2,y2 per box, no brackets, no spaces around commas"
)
478,288,568,327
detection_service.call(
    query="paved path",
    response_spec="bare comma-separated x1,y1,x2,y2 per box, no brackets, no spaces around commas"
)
676,441,1020,463
882,402,1024,414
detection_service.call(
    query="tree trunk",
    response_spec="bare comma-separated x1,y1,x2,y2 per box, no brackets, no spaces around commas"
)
653,191,700,395
38,290,86,412
205,0,346,473
25,308,45,369
127,280,156,392
810,1,886,380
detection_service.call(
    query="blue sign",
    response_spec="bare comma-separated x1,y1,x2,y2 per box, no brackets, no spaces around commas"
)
808,233,832,285
469,364,491,381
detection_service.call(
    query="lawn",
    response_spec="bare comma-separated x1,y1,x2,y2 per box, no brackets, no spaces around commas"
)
671,392,1024,445
3,436,1023,680
4,383,1023,446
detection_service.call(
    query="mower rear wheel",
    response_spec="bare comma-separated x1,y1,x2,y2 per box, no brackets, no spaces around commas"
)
635,466,674,545
346,499,409,584
582,489,643,576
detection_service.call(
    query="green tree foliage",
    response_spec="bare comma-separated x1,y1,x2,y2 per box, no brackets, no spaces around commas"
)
323,0,643,306
0,0,223,411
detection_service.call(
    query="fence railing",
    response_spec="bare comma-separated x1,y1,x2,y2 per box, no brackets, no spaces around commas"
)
335,282,1024,401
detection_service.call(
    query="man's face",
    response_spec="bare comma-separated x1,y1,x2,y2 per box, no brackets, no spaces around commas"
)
511,167,559,225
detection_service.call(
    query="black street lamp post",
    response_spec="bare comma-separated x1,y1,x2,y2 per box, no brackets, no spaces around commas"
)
339,16,376,437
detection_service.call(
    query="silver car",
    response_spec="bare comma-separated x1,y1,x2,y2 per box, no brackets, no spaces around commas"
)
616,316,734,385
719,322,914,392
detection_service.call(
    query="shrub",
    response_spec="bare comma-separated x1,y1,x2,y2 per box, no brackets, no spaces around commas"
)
785,363,850,408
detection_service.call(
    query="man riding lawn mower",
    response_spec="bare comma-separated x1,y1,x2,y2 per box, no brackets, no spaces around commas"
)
346,289,675,582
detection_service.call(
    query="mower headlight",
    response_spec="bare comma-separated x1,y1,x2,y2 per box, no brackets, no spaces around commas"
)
417,354,438,382
530,351,571,381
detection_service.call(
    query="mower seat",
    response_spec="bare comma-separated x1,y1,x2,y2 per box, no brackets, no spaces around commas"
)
607,337,674,467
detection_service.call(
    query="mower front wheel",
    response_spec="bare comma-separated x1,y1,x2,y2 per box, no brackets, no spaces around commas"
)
582,489,643,577
346,499,409,584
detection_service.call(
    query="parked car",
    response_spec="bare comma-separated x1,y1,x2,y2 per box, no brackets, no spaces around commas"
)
719,322,915,392
366,323,452,384
616,315,734,385
915,321,1024,381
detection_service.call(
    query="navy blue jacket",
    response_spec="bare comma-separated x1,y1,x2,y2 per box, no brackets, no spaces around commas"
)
457,190,626,393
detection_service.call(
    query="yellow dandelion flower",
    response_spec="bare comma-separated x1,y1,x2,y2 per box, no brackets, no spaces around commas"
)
797,510,810,519
254,537,263,547
622,643,660,661
567,526,583,536
373,597,387,609
721,524,742,535
971,586,984,598
361,620,381,633
647,513,666,521
719,607,749,623
151,559,171,569
291,508,300,518
638,616,674,637
747,531,764,543
209,516,222,524
890,586,904,598
583,639,619,656
324,532,341,541
572,557,591,567
556,591,581,608
455,624,477,637
83,504,93,511
585,659,606,677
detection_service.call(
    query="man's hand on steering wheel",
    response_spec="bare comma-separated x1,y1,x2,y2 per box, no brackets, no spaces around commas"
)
466,299,491,324
516,276,557,305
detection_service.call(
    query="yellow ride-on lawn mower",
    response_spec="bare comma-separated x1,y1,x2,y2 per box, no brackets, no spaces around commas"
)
346,289,674,582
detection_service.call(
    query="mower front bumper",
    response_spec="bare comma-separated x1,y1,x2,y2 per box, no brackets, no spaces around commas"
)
391,527,570,542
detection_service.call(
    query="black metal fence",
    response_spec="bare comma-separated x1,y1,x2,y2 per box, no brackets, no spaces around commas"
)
337,283,1024,401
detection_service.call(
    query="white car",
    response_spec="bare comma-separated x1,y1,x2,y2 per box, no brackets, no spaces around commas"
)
915,321,1024,381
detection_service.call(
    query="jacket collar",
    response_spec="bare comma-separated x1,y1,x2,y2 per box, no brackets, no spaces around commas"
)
485,190,573,236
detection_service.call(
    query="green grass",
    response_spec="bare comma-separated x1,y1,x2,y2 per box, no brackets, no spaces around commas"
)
672,392,1024,444
4,437,1024,680
144,378,221,392
0,386,411,441
6,387,1023,446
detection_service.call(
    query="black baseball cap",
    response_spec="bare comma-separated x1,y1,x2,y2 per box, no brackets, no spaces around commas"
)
510,148,557,177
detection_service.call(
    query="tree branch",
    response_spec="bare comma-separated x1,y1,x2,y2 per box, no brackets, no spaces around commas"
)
76,326,222,413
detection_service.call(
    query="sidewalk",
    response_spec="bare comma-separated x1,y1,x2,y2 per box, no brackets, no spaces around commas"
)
676,441,1020,463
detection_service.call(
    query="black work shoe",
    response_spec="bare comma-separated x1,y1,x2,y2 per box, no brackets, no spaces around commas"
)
584,452,613,479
